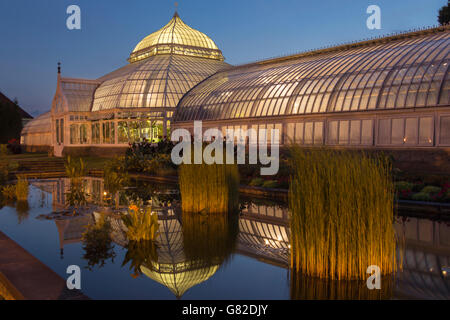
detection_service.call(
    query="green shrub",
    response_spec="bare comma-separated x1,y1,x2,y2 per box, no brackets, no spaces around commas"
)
411,192,432,201
249,177,264,187
289,148,396,280
420,186,441,195
395,181,414,192
262,180,279,189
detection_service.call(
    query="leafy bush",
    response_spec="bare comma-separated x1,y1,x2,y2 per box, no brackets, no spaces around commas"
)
420,186,441,195
249,177,264,187
7,139,21,154
262,180,280,189
411,192,432,202
395,181,414,193
124,139,175,173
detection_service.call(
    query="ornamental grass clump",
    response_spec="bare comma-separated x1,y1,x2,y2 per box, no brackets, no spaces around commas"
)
179,143,239,214
179,162,239,214
122,204,159,242
289,148,396,280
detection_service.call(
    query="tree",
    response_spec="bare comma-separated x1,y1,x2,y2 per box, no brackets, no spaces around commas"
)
0,101,23,144
438,1,450,25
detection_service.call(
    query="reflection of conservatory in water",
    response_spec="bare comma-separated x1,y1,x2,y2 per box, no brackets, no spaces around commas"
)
33,178,450,299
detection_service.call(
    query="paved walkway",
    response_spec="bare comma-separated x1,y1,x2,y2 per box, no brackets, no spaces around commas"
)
0,231,88,300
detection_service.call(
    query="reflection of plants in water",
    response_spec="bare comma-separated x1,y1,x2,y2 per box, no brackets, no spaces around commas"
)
122,240,159,278
1,185,16,200
125,179,179,205
82,215,116,270
65,156,86,179
290,272,394,300
15,176,29,201
65,181,87,210
65,157,88,211
104,157,129,209
15,201,29,224
182,212,239,265
122,202,159,241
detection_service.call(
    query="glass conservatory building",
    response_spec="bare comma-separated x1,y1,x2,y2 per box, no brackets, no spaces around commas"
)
21,13,450,156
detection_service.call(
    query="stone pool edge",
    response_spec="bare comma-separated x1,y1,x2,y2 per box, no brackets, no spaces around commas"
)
0,231,89,300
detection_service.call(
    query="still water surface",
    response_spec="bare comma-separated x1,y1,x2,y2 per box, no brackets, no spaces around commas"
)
0,177,448,300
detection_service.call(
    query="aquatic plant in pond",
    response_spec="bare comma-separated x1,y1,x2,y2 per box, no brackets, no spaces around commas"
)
82,214,116,270
289,148,396,280
179,145,239,214
122,203,159,241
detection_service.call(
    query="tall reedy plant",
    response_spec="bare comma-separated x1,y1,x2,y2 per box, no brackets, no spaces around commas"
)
179,143,239,214
289,147,397,280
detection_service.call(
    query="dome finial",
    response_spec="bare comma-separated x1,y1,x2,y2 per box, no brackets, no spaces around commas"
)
174,2,179,17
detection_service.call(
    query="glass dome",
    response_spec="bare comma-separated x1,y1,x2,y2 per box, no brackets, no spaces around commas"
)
129,12,224,63
92,54,228,112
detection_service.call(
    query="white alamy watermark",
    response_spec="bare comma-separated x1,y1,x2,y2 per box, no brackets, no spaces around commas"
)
66,265,81,290
366,265,381,290
171,121,280,176
66,5,81,30
366,5,381,30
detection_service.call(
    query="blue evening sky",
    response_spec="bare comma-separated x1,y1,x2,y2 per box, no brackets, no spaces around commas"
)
0,0,446,116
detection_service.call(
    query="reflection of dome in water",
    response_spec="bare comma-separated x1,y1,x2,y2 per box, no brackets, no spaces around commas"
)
141,262,219,298
140,210,222,298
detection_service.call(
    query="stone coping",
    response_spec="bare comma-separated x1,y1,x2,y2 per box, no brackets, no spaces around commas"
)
0,231,88,300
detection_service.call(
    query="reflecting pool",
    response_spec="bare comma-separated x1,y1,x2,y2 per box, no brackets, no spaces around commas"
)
0,177,449,300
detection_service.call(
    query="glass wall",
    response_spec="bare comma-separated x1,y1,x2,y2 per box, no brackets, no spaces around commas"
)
287,121,324,145
117,120,163,144
377,116,434,146
91,122,100,144
102,122,115,144
440,116,450,145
